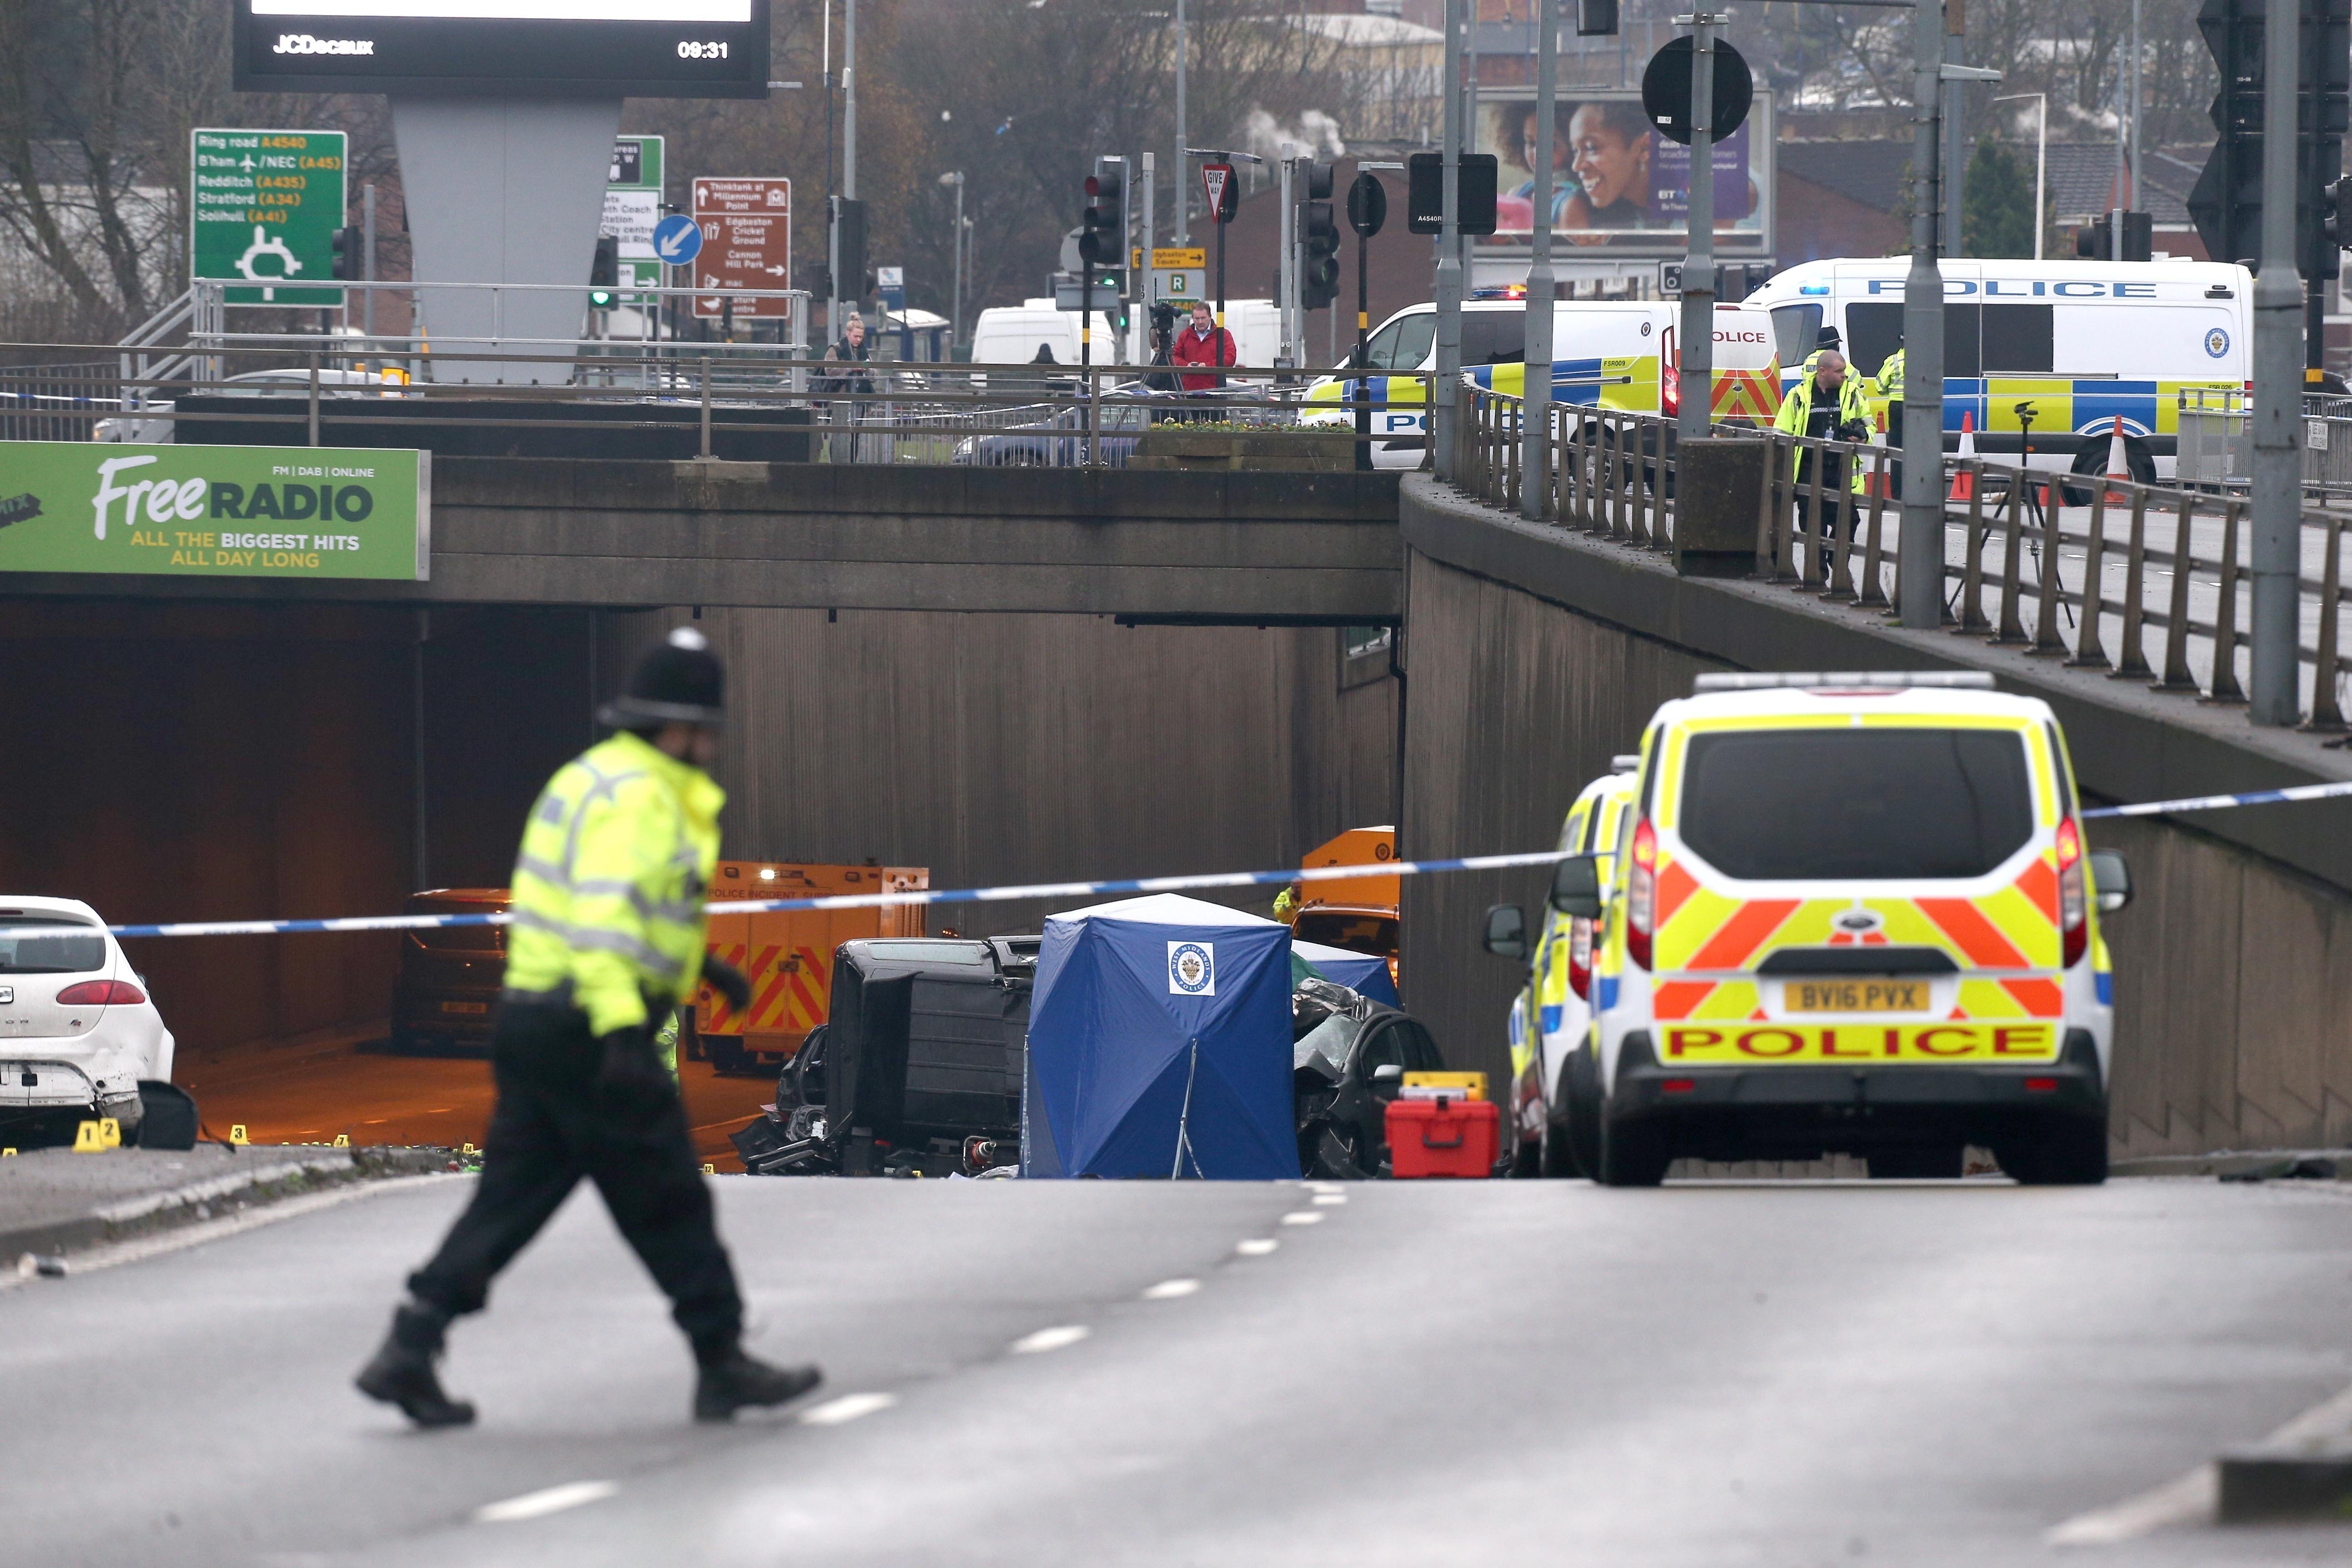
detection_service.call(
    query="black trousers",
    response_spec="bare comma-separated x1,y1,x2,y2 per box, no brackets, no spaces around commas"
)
407,1000,743,1353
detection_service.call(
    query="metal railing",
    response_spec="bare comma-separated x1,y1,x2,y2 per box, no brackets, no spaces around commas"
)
4,332,1405,470
1456,382,2352,732
0,360,120,441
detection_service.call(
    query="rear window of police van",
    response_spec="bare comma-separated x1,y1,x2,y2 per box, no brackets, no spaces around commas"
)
1677,728,2035,881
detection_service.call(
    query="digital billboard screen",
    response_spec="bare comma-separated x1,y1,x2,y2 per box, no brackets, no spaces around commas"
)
233,1,771,97
1478,89,1774,258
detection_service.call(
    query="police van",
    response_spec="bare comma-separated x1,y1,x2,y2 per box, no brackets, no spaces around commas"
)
1524,671,2132,1187
1495,761,1638,1178
1745,258,2250,484
1301,299,1782,469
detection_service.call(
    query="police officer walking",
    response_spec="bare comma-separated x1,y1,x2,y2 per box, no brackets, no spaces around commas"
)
357,627,822,1427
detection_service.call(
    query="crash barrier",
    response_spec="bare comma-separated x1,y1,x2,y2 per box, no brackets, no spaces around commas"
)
1456,383,2352,730
8,790,2345,943
7,315,1429,469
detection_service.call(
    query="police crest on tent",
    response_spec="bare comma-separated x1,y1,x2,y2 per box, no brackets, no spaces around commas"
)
1168,941,1215,995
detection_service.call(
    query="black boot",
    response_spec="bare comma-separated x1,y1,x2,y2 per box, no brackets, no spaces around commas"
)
692,1344,822,1424
356,1303,476,1429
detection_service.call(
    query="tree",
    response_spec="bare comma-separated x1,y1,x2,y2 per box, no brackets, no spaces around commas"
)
1963,137,2044,258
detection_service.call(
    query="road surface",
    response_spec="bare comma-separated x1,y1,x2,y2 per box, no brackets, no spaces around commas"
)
6,1174,2351,1565
171,1027,775,1169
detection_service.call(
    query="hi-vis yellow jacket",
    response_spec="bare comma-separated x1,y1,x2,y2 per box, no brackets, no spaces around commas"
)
1773,368,1872,482
505,730,722,1038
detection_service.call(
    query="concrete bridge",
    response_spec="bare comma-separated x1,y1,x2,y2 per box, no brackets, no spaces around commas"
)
3,459,1403,626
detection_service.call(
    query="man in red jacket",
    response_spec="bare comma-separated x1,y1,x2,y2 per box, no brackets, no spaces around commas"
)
1169,300,1237,395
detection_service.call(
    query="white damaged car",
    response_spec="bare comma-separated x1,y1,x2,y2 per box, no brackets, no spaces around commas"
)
0,897,185,1147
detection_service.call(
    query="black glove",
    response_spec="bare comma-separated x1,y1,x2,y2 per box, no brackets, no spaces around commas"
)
594,1024,666,1094
1838,418,1874,443
701,953,753,1012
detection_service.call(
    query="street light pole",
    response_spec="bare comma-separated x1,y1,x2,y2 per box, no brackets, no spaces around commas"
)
2250,0,2303,723
1993,93,2047,260
1522,0,1555,519
1676,9,1718,445
938,171,965,350
1433,0,1463,481
1897,0,1947,629
1174,0,1190,245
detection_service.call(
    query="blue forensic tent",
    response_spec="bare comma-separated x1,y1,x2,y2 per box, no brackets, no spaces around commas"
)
1292,937,1401,1006
1023,893,1299,1180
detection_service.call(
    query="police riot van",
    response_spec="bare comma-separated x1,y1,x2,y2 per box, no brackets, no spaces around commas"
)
1301,299,1782,469
1744,258,2251,484
1494,760,1638,1179
1548,671,2132,1187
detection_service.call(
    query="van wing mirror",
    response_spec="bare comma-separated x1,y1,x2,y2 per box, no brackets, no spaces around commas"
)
1481,903,1528,962
1549,855,1603,919
2089,849,2132,915
1371,1063,1405,1083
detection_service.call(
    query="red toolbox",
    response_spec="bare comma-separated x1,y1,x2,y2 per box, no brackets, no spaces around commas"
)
1386,1093,1500,1179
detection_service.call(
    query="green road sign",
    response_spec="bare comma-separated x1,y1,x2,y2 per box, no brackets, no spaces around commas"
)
610,135,665,192
191,128,348,308
0,442,428,582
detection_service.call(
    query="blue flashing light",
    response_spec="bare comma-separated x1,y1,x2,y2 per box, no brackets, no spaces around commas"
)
1798,282,1830,295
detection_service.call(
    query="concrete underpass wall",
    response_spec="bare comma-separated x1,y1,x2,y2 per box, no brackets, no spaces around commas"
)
1399,477,2352,1157
604,608,1398,935
0,604,600,1054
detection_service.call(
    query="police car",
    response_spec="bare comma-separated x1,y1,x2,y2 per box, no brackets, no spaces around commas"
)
1746,257,2251,485
1301,299,1782,469
1492,760,1638,1178
1538,671,2131,1187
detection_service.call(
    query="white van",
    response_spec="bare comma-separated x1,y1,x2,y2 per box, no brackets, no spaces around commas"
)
970,300,1118,370
1745,258,2252,481
1300,299,1783,469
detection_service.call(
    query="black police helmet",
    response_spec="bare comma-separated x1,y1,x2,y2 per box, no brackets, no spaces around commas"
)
1815,325,1842,350
598,626,725,730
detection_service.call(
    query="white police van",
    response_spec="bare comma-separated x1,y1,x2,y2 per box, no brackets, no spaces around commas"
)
1745,258,2251,483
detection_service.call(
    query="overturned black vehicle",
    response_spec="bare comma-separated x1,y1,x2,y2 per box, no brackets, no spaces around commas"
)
731,940,1446,1178
1291,977,1448,1178
730,937,1036,1177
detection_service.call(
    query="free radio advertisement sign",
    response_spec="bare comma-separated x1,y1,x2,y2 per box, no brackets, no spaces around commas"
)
191,128,348,307
0,442,430,582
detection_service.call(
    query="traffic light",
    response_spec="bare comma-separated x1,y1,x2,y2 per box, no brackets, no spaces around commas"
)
2188,0,2351,275
1303,158,1334,202
588,235,619,309
2073,211,2152,261
2326,175,2352,247
1302,200,1341,310
833,196,867,300
1080,162,1124,276
330,223,363,282
1577,0,1619,34
1406,152,1499,235
1088,157,1128,289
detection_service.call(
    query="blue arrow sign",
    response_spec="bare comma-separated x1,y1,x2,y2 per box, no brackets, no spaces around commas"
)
652,214,703,265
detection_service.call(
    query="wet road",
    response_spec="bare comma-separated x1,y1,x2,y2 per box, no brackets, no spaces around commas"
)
6,1173,2352,1566
171,1027,776,1170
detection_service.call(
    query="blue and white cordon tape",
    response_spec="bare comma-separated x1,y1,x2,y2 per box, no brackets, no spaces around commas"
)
90,850,1569,941
29,778,2352,942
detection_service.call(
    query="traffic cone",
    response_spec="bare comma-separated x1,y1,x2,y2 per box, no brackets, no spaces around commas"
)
1948,411,1976,501
2102,415,2132,504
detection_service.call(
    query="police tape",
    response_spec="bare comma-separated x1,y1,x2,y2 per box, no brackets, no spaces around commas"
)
35,779,2352,941
2080,779,2352,819
82,850,1570,940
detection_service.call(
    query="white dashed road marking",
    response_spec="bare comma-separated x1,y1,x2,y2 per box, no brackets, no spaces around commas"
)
1011,1325,1091,1355
1279,1210,1324,1226
798,1392,898,1427
1235,1238,1279,1256
472,1481,618,1524
1141,1278,1200,1300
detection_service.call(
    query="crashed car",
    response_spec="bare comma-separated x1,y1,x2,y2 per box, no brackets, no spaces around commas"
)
1291,977,1447,1179
732,936,1037,1177
0,896,196,1147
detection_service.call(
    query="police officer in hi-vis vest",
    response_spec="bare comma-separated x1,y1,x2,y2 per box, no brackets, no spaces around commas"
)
357,627,821,1427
